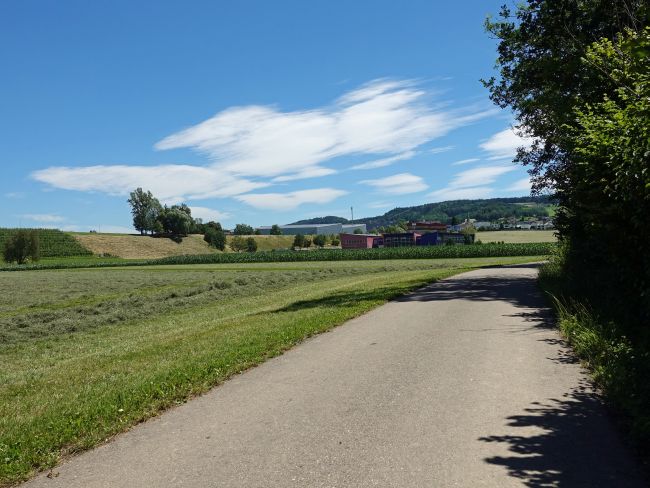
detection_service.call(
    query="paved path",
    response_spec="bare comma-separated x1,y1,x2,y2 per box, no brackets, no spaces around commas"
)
25,264,645,487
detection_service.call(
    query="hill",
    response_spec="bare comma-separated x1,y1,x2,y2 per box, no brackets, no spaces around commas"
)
73,233,217,259
293,196,555,230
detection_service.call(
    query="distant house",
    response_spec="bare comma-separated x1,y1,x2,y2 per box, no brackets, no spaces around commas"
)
340,233,382,249
473,221,494,230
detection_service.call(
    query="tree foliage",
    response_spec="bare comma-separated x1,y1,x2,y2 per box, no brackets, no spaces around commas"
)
204,224,226,251
270,224,282,235
128,188,163,235
293,234,305,248
245,237,258,252
313,234,326,247
233,224,254,235
3,230,40,264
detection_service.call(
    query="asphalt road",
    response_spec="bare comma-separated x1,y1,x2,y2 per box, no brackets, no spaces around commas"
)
24,264,645,487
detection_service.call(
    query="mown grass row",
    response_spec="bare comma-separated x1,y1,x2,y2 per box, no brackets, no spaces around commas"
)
0,229,91,258
0,242,555,271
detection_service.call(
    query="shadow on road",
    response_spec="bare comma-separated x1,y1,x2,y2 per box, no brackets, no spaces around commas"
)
478,381,645,487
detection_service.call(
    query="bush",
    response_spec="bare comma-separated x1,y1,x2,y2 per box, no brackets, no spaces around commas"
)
293,234,305,248
204,227,226,251
233,224,254,235
313,235,326,247
3,230,40,264
331,238,340,246
230,236,247,252
303,236,312,248
245,237,258,252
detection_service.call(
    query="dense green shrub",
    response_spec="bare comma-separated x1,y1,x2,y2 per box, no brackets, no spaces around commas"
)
3,230,40,264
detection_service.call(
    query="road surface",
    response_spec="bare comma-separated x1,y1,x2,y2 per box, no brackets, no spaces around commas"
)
24,264,645,487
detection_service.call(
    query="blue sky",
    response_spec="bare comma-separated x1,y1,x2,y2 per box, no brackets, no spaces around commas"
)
1,0,533,232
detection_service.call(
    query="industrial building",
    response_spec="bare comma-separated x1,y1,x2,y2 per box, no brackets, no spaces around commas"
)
257,223,366,235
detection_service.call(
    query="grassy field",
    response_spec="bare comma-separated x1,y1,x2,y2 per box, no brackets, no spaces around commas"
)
73,233,216,259
0,229,91,258
0,256,543,485
477,230,557,243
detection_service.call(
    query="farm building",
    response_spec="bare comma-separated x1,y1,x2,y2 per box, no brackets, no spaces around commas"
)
340,233,382,249
406,221,447,233
257,223,366,235
383,232,421,247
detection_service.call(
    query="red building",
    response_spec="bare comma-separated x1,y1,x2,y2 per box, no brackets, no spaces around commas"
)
406,221,448,232
340,233,382,249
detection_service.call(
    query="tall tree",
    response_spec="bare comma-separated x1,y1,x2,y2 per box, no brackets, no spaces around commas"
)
127,188,162,235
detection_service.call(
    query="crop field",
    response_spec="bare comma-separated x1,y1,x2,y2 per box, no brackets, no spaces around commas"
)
0,255,543,485
0,229,91,258
477,230,557,243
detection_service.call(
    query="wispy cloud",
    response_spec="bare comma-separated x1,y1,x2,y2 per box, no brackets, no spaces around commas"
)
505,177,532,193
5,192,25,199
236,188,348,211
349,151,416,171
20,213,65,223
429,145,454,154
427,164,518,202
480,127,534,160
32,165,267,205
31,79,492,210
189,206,230,222
360,173,428,195
451,158,479,166
429,186,494,201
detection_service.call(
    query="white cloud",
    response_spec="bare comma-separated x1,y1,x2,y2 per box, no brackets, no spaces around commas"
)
349,151,416,170
31,79,492,210
427,164,518,202
428,145,454,154
5,192,25,199
480,127,535,160
360,173,428,195
31,164,267,204
272,167,337,182
189,206,230,222
506,177,532,193
447,165,517,188
236,188,348,211
21,213,65,223
451,158,479,166
367,201,394,209
155,79,491,179
428,186,494,201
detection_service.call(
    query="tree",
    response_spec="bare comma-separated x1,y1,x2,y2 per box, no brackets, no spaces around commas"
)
270,224,282,235
254,228,261,235
230,236,247,252
353,228,363,234
303,236,312,248
233,224,254,235
313,234,326,247
204,225,226,251
158,207,192,236
451,216,459,226
3,230,39,264
245,237,258,252
128,188,162,235
293,234,305,248
331,237,340,246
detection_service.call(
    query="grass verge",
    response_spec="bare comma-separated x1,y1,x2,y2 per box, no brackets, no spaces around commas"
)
1,256,539,485
538,258,650,468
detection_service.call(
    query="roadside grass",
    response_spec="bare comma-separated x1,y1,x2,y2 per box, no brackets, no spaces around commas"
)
478,230,557,243
0,256,541,485
538,258,650,460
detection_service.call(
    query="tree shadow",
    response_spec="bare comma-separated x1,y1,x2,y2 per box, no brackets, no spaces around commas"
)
479,381,646,487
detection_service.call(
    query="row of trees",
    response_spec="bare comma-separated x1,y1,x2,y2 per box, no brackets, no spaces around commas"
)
292,234,340,248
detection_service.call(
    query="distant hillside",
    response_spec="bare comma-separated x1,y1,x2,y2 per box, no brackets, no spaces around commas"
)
292,196,555,230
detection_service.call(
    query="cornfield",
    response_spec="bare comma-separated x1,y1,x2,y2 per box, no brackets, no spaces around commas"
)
0,229,92,258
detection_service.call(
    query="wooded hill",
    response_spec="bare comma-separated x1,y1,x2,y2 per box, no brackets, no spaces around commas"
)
292,196,555,230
